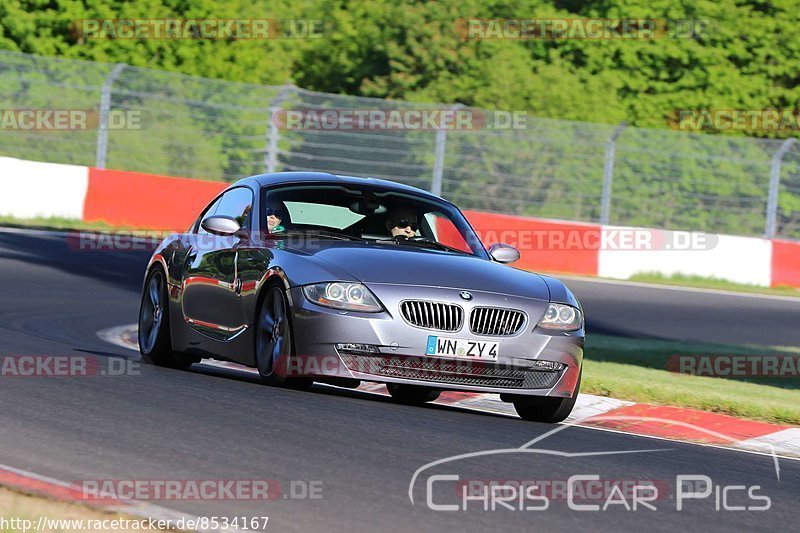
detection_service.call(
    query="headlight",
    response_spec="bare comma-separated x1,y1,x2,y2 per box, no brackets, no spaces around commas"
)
537,303,582,331
302,282,383,313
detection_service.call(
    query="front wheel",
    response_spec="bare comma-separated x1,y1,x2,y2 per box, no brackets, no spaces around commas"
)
255,286,312,389
387,384,440,405
138,269,193,369
512,370,581,423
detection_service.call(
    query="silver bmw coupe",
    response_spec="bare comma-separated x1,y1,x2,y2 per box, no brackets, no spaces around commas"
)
139,172,584,422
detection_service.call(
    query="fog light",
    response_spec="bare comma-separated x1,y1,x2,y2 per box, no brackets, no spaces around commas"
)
336,343,379,354
530,360,565,371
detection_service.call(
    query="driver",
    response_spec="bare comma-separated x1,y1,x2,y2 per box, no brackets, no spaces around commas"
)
385,207,419,239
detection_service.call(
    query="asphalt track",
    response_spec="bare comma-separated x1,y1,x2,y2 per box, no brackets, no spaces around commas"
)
0,228,798,532
565,276,800,346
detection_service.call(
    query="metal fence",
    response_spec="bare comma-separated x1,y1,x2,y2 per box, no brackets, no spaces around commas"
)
2,49,800,239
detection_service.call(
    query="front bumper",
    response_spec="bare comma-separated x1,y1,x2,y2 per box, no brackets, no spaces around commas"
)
286,284,584,397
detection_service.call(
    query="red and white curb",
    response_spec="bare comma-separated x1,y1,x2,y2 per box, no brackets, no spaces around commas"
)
100,325,800,460
0,463,242,532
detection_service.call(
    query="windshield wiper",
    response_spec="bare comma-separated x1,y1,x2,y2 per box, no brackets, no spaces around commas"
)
383,237,472,255
284,229,364,241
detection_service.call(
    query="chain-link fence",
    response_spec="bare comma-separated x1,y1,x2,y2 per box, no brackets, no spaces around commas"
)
2,49,800,239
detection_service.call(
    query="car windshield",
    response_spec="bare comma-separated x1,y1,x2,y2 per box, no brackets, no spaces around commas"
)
261,184,488,258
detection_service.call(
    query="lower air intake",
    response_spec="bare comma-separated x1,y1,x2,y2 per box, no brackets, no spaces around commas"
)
338,353,561,389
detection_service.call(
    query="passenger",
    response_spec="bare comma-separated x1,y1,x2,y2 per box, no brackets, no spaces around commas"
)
266,204,287,233
385,207,419,239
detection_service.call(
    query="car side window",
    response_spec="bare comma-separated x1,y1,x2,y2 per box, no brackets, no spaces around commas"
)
214,187,254,230
194,196,222,234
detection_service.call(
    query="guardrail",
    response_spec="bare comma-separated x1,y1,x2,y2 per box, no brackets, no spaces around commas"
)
1,50,800,239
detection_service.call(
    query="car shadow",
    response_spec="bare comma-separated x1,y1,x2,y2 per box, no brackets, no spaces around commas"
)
187,361,516,420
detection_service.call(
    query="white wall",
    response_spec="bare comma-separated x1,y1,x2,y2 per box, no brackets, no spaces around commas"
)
597,225,773,287
0,157,88,220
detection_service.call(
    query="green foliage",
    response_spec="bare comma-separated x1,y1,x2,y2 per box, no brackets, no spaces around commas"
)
1,0,800,236
1,0,797,132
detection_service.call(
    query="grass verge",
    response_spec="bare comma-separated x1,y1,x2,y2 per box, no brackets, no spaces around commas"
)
583,360,800,425
584,334,800,425
628,272,800,298
0,216,166,233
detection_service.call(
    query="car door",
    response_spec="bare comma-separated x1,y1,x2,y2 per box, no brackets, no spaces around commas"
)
182,186,254,339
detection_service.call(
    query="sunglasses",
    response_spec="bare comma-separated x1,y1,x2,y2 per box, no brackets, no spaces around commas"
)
266,208,284,218
394,219,419,231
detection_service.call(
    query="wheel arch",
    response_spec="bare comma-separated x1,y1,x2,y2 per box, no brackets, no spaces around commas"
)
144,254,169,289
253,268,292,314
253,269,299,371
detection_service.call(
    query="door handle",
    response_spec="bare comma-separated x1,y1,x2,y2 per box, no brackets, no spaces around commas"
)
234,278,243,295
185,247,198,264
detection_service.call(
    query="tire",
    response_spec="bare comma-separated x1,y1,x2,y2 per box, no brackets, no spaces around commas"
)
387,384,441,405
513,370,582,423
255,285,312,389
138,268,194,369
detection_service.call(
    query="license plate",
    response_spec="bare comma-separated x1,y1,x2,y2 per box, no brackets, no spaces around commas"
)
426,335,499,360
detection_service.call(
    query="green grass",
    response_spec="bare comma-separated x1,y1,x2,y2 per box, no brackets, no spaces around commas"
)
628,272,800,298
583,360,800,425
0,215,167,233
584,334,800,425
0,215,111,231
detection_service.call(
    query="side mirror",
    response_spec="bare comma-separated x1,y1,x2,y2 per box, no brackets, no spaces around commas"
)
488,243,520,264
201,215,242,236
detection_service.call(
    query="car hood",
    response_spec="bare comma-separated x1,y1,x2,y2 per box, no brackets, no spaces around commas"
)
284,241,550,301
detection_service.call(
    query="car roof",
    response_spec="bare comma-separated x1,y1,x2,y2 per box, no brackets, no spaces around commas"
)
232,172,450,204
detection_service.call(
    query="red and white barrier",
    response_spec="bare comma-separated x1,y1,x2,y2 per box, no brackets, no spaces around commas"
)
459,211,600,276
597,227,774,287
771,240,800,288
0,155,798,288
0,156,89,220
84,167,226,230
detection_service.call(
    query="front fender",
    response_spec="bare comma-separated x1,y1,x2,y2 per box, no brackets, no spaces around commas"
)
537,274,582,309
145,234,188,288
